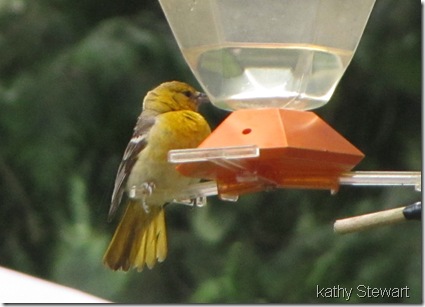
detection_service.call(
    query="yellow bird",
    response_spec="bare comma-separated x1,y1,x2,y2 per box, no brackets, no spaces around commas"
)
103,81,211,271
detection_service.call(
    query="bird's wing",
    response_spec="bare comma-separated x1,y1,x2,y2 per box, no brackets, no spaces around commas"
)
108,114,155,220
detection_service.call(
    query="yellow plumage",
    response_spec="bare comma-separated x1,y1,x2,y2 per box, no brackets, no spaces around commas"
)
103,81,211,271
103,201,167,271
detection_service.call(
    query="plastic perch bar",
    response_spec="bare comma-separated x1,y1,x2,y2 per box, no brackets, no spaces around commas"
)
338,171,421,190
127,146,421,205
160,171,421,205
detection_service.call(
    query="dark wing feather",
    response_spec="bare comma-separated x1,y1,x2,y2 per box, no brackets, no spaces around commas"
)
108,114,155,220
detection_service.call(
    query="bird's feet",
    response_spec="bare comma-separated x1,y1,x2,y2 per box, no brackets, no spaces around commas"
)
140,182,156,213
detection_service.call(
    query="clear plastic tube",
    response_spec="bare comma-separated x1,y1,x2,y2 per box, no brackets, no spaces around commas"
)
128,171,420,205
339,171,421,191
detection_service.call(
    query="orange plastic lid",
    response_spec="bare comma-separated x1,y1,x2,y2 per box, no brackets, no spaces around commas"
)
177,109,364,195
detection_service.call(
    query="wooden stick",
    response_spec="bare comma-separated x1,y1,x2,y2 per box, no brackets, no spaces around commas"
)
334,203,421,234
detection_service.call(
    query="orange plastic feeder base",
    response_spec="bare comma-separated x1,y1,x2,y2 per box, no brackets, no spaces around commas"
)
177,109,364,196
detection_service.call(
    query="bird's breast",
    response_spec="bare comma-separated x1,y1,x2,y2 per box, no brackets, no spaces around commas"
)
126,109,211,205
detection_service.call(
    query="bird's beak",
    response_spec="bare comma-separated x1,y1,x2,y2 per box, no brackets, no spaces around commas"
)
195,92,210,105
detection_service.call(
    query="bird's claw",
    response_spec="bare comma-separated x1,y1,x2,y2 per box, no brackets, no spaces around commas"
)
141,182,155,213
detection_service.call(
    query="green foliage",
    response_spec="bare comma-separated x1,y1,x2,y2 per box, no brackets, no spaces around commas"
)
0,0,421,303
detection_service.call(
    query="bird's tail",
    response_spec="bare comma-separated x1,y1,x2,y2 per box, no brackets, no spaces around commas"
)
103,200,167,271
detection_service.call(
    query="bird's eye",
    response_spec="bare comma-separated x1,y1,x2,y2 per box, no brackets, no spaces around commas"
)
182,90,192,98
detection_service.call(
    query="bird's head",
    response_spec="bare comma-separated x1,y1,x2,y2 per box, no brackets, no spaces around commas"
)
143,81,209,114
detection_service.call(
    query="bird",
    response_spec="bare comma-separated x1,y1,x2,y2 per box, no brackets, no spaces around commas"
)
103,81,211,271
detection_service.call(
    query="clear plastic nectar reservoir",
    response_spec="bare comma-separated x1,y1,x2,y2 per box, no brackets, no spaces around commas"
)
185,43,353,110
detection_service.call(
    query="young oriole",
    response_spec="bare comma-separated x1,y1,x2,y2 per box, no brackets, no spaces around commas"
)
103,81,211,271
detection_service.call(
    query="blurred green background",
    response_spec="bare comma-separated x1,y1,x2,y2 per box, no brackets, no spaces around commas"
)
0,0,421,303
